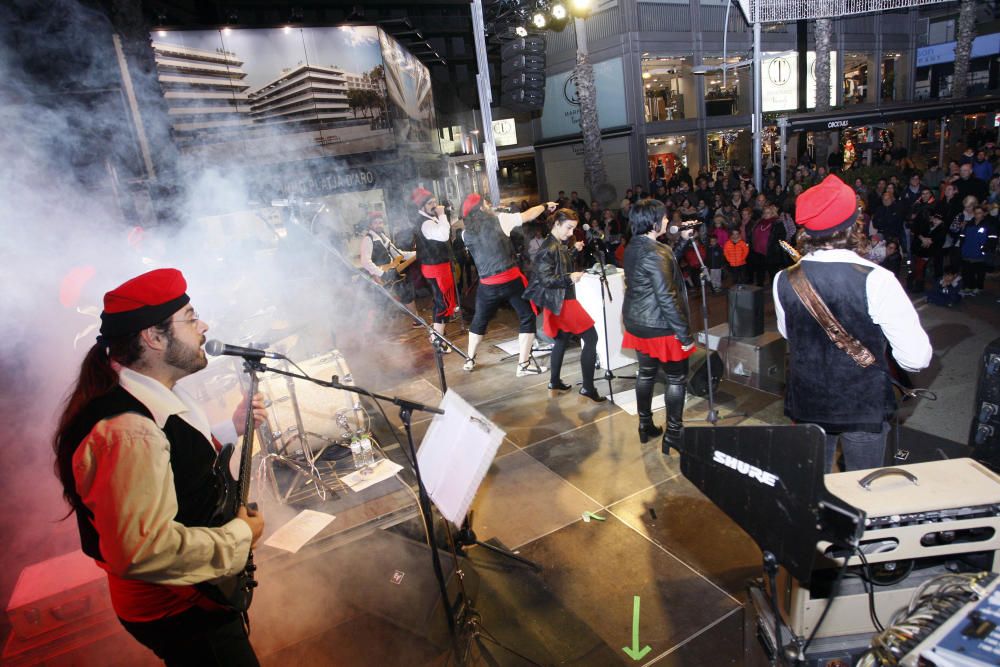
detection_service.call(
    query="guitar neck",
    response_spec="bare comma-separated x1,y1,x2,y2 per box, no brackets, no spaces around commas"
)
237,365,259,505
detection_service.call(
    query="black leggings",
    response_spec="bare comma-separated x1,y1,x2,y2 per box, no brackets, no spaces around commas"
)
550,326,598,390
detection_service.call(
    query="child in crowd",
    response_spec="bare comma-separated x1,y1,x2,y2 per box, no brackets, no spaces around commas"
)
723,228,749,285
707,235,725,292
926,270,963,307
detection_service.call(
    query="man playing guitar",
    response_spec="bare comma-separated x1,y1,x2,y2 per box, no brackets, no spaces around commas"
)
53,268,266,665
359,211,418,322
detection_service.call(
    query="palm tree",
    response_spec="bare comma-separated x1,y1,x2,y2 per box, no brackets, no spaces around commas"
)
575,50,609,204
951,0,976,99
813,17,834,168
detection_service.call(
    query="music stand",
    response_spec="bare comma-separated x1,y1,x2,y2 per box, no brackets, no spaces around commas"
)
678,424,866,659
419,389,543,665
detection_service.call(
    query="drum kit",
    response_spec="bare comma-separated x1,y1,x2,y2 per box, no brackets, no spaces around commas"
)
201,311,375,505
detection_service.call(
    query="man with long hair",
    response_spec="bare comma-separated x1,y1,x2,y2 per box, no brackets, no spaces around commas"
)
459,193,555,375
53,268,265,665
621,199,695,454
774,175,932,472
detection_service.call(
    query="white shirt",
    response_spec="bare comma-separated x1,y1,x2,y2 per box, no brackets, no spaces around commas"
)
359,231,414,277
773,249,933,372
420,211,452,243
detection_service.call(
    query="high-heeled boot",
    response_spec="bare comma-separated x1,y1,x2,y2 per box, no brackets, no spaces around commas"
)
635,358,662,443
661,373,687,455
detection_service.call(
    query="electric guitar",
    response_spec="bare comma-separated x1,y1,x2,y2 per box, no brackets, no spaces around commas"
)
378,254,417,276
197,366,261,612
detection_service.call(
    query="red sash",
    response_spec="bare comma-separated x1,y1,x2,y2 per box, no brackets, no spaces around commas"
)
481,267,538,314
420,262,457,317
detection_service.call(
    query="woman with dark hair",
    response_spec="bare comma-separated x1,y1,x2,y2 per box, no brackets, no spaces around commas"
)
524,208,606,402
621,199,696,453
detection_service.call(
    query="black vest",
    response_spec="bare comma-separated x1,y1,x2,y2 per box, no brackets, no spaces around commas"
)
463,212,515,279
367,231,393,267
776,261,896,433
413,213,452,265
65,386,223,561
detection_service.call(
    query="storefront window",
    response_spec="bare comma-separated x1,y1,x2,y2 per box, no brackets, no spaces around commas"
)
706,129,751,174
646,134,689,183
702,56,751,117
843,53,875,105
641,56,698,122
880,51,909,102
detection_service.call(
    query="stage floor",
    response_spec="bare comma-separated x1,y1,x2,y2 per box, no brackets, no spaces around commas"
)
3,282,996,666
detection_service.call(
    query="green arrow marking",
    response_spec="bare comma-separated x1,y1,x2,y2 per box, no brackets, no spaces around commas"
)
622,595,652,661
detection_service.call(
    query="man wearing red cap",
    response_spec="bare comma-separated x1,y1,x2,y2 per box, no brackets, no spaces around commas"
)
460,194,556,374
412,186,459,349
359,210,417,322
774,175,932,472
53,268,265,665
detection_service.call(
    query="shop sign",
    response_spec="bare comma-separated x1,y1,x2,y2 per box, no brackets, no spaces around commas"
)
540,57,627,139
289,167,378,195
761,50,837,113
492,118,517,146
917,34,1000,68
827,119,850,129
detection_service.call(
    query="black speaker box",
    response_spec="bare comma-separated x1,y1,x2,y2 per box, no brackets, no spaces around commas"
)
728,285,765,338
500,35,546,59
334,529,479,648
687,349,723,398
970,337,1000,473
501,53,546,77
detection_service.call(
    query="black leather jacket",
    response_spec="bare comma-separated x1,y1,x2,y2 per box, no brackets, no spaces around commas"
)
622,235,693,344
525,234,575,315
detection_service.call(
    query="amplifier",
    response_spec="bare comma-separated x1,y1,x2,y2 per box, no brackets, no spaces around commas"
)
717,331,786,395
6,550,110,640
777,459,1000,640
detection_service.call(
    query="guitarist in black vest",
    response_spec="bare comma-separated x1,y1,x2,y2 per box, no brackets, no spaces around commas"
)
358,210,417,322
773,176,932,472
53,268,265,665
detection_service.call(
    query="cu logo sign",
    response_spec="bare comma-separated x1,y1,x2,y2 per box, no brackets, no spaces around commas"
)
768,57,791,86
563,74,581,105
493,119,512,134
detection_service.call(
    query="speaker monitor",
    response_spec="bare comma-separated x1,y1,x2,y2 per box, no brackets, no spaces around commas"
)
503,70,545,90
687,349,723,398
728,285,764,338
502,87,545,111
500,35,546,59
970,337,1000,473
501,53,545,77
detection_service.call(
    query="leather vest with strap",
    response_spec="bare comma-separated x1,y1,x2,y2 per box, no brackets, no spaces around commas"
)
413,214,453,265
65,386,223,561
368,232,393,266
776,261,895,433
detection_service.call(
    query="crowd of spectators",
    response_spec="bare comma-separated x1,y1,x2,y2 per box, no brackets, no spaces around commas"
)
491,137,1000,307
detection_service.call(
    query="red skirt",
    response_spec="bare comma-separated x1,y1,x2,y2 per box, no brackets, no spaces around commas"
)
543,299,594,338
622,331,695,363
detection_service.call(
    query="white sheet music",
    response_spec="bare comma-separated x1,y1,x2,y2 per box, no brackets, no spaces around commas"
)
417,389,505,526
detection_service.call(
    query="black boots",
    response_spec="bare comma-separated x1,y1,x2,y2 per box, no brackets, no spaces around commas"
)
661,373,687,455
579,386,606,403
638,421,663,444
548,380,572,392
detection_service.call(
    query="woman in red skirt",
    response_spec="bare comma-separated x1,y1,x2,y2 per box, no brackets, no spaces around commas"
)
524,209,606,402
622,199,696,453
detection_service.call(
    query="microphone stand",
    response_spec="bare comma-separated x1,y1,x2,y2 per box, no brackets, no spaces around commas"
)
588,235,631,403
687,238,747,426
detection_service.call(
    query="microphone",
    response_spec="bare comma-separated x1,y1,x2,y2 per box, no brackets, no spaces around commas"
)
582,223,605,240
668,220,701,237
205,339,284,360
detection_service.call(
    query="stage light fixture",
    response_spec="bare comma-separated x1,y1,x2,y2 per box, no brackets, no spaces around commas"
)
515,25,528,37
532,12,547,28
569,0,592,18
551,3,567,20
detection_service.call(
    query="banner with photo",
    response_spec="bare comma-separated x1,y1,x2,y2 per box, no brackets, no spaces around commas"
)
149,25,419,164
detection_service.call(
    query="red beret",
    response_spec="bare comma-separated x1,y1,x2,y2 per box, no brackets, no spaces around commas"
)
795,174,859,237
100,268,190,337
462,193,482,218
411,187,434,207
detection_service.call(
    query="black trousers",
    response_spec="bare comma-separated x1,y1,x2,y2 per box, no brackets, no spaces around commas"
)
470,278,536,335
120,606,258,667
962,259,987,290
428,277,449,323
549,326,598,390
